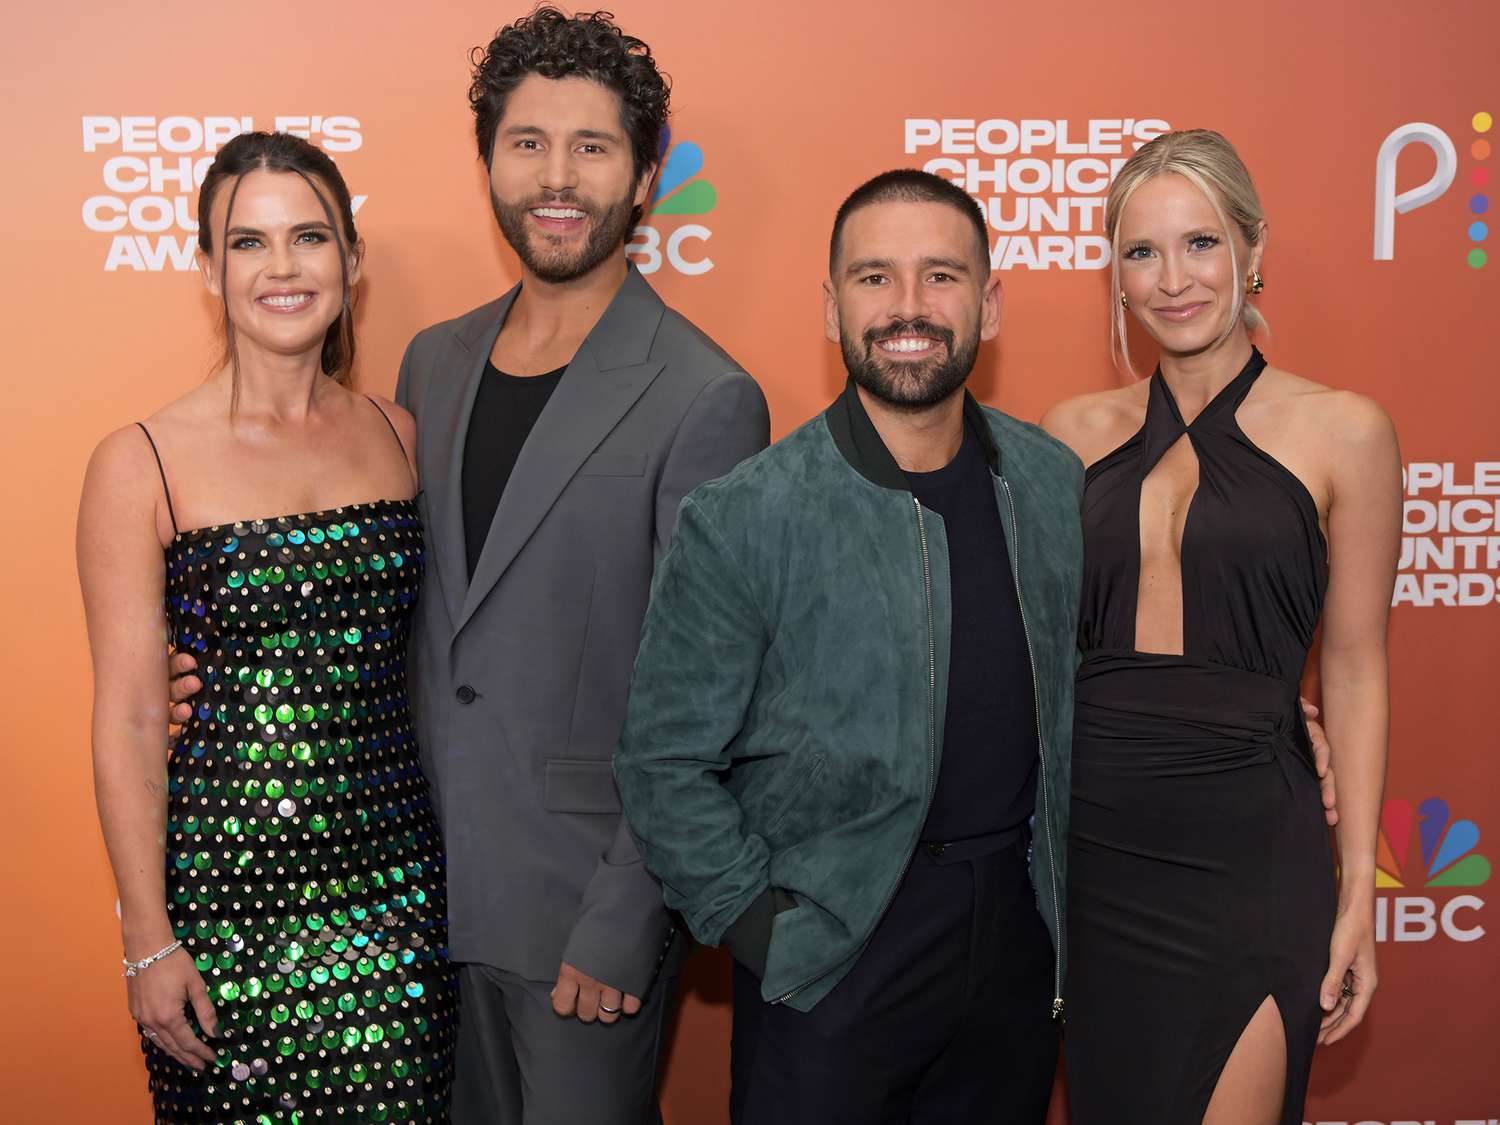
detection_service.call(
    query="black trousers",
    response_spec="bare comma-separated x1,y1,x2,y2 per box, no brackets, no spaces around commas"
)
730,835,1059,1125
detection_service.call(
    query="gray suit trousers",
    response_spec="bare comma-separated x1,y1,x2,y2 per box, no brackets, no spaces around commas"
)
452,963,673,1125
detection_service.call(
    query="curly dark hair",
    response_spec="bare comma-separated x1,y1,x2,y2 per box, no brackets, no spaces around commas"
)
470,7,670,221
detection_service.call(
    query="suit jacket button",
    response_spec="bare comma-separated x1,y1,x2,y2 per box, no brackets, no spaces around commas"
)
456,685,476,704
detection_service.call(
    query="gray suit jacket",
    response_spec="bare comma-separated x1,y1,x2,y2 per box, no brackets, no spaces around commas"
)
394,265,769,995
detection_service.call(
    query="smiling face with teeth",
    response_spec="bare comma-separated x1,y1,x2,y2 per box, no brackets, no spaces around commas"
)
826,199,1001,410
486,75,654,286
199,168,361,367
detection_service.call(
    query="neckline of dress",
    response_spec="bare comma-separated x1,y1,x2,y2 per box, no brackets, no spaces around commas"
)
1150,347,1267,431
168,495,418,544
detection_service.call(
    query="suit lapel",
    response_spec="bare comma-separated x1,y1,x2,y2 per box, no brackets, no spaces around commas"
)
454,265,667,637
423,288,517,632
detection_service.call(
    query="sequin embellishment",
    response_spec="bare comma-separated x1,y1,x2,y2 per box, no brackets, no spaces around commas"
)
146,499,455,1122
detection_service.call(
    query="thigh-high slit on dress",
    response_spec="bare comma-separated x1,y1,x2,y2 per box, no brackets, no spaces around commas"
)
1065,349,1337,1125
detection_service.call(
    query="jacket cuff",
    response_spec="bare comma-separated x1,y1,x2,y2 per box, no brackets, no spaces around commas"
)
721,887,795,980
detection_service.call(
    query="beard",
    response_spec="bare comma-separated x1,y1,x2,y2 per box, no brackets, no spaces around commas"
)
490,187,636,284
841,317,980,410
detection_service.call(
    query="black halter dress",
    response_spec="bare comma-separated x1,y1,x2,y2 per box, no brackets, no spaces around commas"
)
1066,349,1337,1124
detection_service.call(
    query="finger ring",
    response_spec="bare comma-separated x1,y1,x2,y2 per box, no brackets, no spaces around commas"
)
1340,981,1355,998
598,1003,621,1014
145,1030,160,1040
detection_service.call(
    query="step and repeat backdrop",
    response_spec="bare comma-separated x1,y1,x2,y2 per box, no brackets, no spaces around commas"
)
3,1,1496,1121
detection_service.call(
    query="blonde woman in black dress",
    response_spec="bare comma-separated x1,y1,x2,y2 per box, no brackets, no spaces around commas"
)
1044,130,1398,1125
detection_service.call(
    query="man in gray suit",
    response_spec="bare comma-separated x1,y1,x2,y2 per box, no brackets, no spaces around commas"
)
399,10,767,1123
168,9,766,1123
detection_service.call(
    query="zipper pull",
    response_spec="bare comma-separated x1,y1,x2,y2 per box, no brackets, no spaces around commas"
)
1051,996,1066,1021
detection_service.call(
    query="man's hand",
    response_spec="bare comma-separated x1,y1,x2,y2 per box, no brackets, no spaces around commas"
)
1301,698,1338,827
551,961,641,1026
168,651,202,726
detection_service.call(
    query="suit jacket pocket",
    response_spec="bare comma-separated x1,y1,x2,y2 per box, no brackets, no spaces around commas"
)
544,759,623,814
579,452,647,477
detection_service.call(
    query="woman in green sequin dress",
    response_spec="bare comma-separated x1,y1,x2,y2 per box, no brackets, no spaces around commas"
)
79,132,456,1122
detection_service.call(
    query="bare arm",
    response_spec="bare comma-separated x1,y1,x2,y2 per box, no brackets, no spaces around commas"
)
1313,393,1401,1044
78,428,217,1067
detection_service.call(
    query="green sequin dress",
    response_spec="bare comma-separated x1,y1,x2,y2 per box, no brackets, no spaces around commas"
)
149,498,456,1122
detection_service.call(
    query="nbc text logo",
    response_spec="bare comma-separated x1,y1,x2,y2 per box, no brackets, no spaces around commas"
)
1375,796,1489,943
627,129,715,276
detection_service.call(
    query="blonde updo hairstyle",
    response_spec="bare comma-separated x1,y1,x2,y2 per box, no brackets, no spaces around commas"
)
1105,129,1268,377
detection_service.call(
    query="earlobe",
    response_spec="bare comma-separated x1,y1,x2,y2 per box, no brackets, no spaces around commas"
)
635,165,658,210
1250,227,1268,274
197,252,220,297
980,277,1004,340
348,240,366,287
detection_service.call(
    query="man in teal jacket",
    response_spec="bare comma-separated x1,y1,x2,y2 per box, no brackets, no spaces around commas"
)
615,170,1083,1122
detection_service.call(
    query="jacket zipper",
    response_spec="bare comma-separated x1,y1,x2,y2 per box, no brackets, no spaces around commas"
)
772,497,939,1005
1001,475,1066,1022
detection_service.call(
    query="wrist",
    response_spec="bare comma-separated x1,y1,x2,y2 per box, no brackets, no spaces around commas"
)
121,916,177,960
1336,881,1377,913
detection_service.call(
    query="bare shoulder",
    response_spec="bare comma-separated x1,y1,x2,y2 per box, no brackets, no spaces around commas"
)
87,422,161,483
364,392,417,449
79,423,169,541
1260,365,1397,451
362,391,420,488
1041,383,1148,467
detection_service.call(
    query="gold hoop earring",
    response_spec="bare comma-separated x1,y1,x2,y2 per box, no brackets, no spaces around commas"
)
1247,271,1264,295
1120,293,1129,309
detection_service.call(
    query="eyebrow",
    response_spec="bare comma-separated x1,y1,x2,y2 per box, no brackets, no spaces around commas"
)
1125,226,1227,243
226,221,334,237
844,255,972,276
502,124,624,143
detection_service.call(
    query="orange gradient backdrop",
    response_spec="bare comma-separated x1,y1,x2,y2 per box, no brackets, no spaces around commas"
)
3,2,1497,1121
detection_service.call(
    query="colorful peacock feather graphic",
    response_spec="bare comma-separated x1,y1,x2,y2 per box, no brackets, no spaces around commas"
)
649,128,717,217
1377,797,1490,888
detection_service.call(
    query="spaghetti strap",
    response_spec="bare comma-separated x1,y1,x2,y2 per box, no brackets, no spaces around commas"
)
364,395,418,490
135,422,179,535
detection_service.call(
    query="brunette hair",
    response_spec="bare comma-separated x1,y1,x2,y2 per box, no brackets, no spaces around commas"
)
196,131,361,393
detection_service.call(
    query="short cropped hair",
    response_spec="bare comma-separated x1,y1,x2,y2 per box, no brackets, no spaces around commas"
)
829,169,990,275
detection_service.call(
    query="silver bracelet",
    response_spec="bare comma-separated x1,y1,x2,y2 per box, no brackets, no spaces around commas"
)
123,940,183,978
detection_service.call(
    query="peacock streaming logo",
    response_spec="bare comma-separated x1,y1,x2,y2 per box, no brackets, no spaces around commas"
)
1374,796,1489,942
1373,111,1491,265
627,128,716,276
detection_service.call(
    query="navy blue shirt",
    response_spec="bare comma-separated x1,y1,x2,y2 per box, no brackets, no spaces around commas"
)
904,421,1038,841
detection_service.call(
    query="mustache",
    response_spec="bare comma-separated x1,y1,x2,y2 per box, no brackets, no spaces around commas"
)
517,190,592,213
863,318,955,351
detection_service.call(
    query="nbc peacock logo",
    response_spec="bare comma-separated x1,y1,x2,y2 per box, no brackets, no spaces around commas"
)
1374,796,1488,943
649,130,717,217
627,127,716,276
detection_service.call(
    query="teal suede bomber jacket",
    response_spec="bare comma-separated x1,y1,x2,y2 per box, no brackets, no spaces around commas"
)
615,380,1084,1014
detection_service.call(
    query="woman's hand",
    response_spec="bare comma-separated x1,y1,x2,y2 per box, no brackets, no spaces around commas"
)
1317,905,1378,1045
128,948,220,1070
